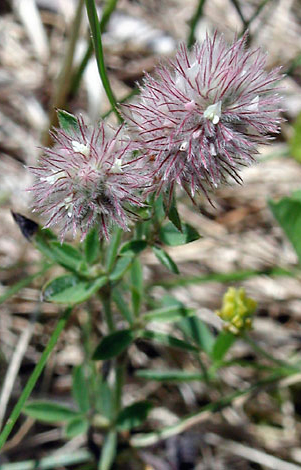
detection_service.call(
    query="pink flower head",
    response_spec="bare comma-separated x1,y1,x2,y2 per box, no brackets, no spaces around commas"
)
29,117,147,241
123,32,282,200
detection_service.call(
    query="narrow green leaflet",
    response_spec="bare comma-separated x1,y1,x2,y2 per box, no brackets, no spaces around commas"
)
35,230,89,275
72,365,90,413
93,329,135,360
35,228,58,260
143,305,195,324
131,258,143,317
211,331,236,362
42,274,107,304
166,195,182,232
119,240,148,256
109,255,133,281
23,401,80,422
136,369,206,382
269,192,301,263
64,416,89,438
290,110,301,162
112,288,134,325
178,316,215,355
116,401,153,431
84,227,100,264
57,109,79,134
49,241,88,274
98,431,117,470
159,222,200,246
105,227,122,271
139,330,198,352
153,193,165,221
152,245,179,274
95,378,113,419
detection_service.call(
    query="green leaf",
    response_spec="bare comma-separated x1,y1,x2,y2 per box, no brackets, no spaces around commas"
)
269,193,301,263
109,255,133,281
136,369,206,382
64,416,89,438
139,330,198,352
152,245,179,274
131,258,143,317
112,288,133,325
72,365,89,413
153,193,165,221
116,401,153,431
290,111,301,162
178,316,215,355
159,222,200,246
211,331,236,362
119,240,147,256
42,274,107,304
95,379,113,419
98,431,117,470
35,230,89,275
143,305,195,324
166,195,182,232
23,401,79,422
35,228,58,260
105,227,122,272
57,109,79,134
49,241,88,273
84,227,100,264
92,329,135,360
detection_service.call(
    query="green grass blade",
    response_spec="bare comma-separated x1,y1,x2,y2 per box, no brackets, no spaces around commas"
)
85,0,121,122
0,308,73,449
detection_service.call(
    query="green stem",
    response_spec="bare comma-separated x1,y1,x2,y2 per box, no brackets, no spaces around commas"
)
149,267,295,289
0,307,73,449
187,0,206,49
243,333,296,370
114,354,126,417
0,263,51,305
130,369,295,447
71,0,119,97
101,286,115,333
230,0,248,29
85,0,122,122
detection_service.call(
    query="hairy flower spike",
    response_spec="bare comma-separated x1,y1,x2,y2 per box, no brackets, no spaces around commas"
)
29,117,147,241
123,31,282,200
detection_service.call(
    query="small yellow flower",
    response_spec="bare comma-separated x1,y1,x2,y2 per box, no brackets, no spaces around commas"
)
216,287,257,335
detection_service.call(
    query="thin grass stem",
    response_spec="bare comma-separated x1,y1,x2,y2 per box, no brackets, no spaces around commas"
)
85,0,122,122
187,0,206,49
71,0,119,96
0,307,73,449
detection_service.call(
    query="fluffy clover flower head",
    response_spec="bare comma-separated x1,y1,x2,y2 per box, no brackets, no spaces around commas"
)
29,117,147,241
123,32,282,199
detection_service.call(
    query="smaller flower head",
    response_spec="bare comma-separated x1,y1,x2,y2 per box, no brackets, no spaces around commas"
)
29,117,147,241
216,287,257,335
123,31,282,201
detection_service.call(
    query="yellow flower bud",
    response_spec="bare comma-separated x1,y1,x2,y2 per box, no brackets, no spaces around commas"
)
216,287,257,335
